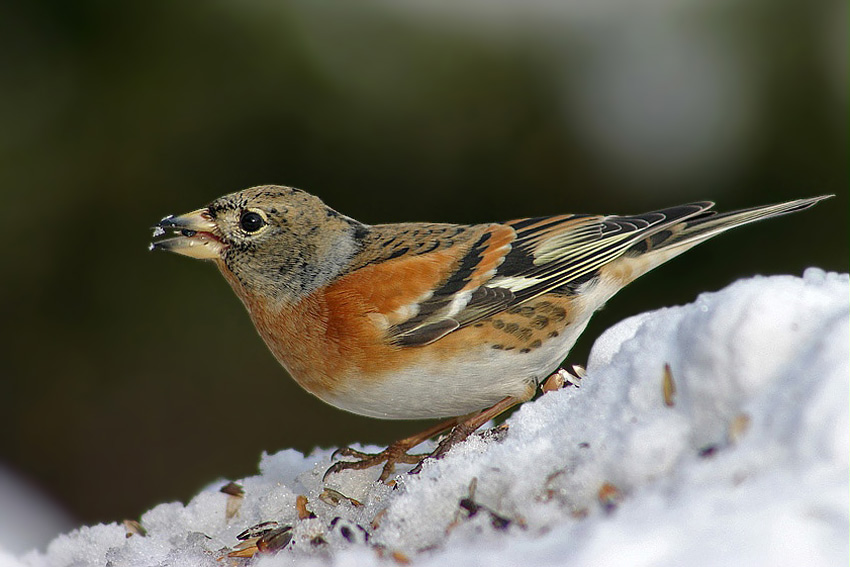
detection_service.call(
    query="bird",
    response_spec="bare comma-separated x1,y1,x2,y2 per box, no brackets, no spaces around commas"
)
151,186,829,481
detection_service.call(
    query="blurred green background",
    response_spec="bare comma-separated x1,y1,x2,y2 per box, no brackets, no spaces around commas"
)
0,0,846,548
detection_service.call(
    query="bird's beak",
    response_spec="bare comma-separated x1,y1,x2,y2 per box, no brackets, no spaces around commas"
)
149,208,225,260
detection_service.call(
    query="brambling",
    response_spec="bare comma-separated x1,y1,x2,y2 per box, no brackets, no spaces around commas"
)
151,186,828,481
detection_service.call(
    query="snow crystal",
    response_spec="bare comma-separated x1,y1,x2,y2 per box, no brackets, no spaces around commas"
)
8,269,848,567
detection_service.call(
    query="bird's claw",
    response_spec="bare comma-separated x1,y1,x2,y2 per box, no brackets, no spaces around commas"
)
330,447,374,461
325,444,429,483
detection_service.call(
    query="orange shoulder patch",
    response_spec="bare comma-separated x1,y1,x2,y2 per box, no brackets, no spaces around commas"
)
325,247,461,318
462,224,515,291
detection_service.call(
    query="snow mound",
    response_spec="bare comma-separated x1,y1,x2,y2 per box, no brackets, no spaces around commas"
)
12,269,849,567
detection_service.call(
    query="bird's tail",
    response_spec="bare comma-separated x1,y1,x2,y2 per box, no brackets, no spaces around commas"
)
653,195,829,251
613,195,832,284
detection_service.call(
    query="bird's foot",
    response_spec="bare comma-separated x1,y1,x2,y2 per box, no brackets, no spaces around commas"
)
327,420,498,482
324,443,430,483
325,395,530,483
410,395,525,474
407,422,478,475
324,415,463,483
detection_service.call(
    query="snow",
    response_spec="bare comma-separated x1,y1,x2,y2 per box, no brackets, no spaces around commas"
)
7,269,848,567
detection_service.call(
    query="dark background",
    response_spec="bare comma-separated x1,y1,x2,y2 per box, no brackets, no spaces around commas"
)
0,0,846,549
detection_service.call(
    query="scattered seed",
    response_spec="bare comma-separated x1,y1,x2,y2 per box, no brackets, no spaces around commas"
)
458,498,480,516
296,494,316,519
123,520,146,538
727,413,751,444
225,499,242,521
226,524,291,562
236,521,280,541
541,369,566,393
219,482,244,497
329,518,370,544
371,508,388,530
541,366,584,391
698,444,720,458
319,488,363,508
662,363,676,407
489,512,512,531
564,367,583,387
226,541,260,559
220,482,244,521
539,469,567,502
454,477,512,530
597,482,623,513
391,550,412,564
256,526,293,553
319,489,341,506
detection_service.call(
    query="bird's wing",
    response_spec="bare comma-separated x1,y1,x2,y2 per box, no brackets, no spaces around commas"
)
346,204,714,347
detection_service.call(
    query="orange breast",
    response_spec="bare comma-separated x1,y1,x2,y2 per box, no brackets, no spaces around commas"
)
243,291,579,404
237,248,472,397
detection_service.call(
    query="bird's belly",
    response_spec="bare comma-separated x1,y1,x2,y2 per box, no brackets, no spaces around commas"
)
321,320,590,419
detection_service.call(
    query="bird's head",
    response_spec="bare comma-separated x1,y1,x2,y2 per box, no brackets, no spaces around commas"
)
151,185,368,303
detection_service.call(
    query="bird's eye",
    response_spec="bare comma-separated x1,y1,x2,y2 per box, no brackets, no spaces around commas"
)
240,210,266,233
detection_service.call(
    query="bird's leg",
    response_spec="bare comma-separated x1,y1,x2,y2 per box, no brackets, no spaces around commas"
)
326,390,534,483
408,393,529,475
324,416,463,482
